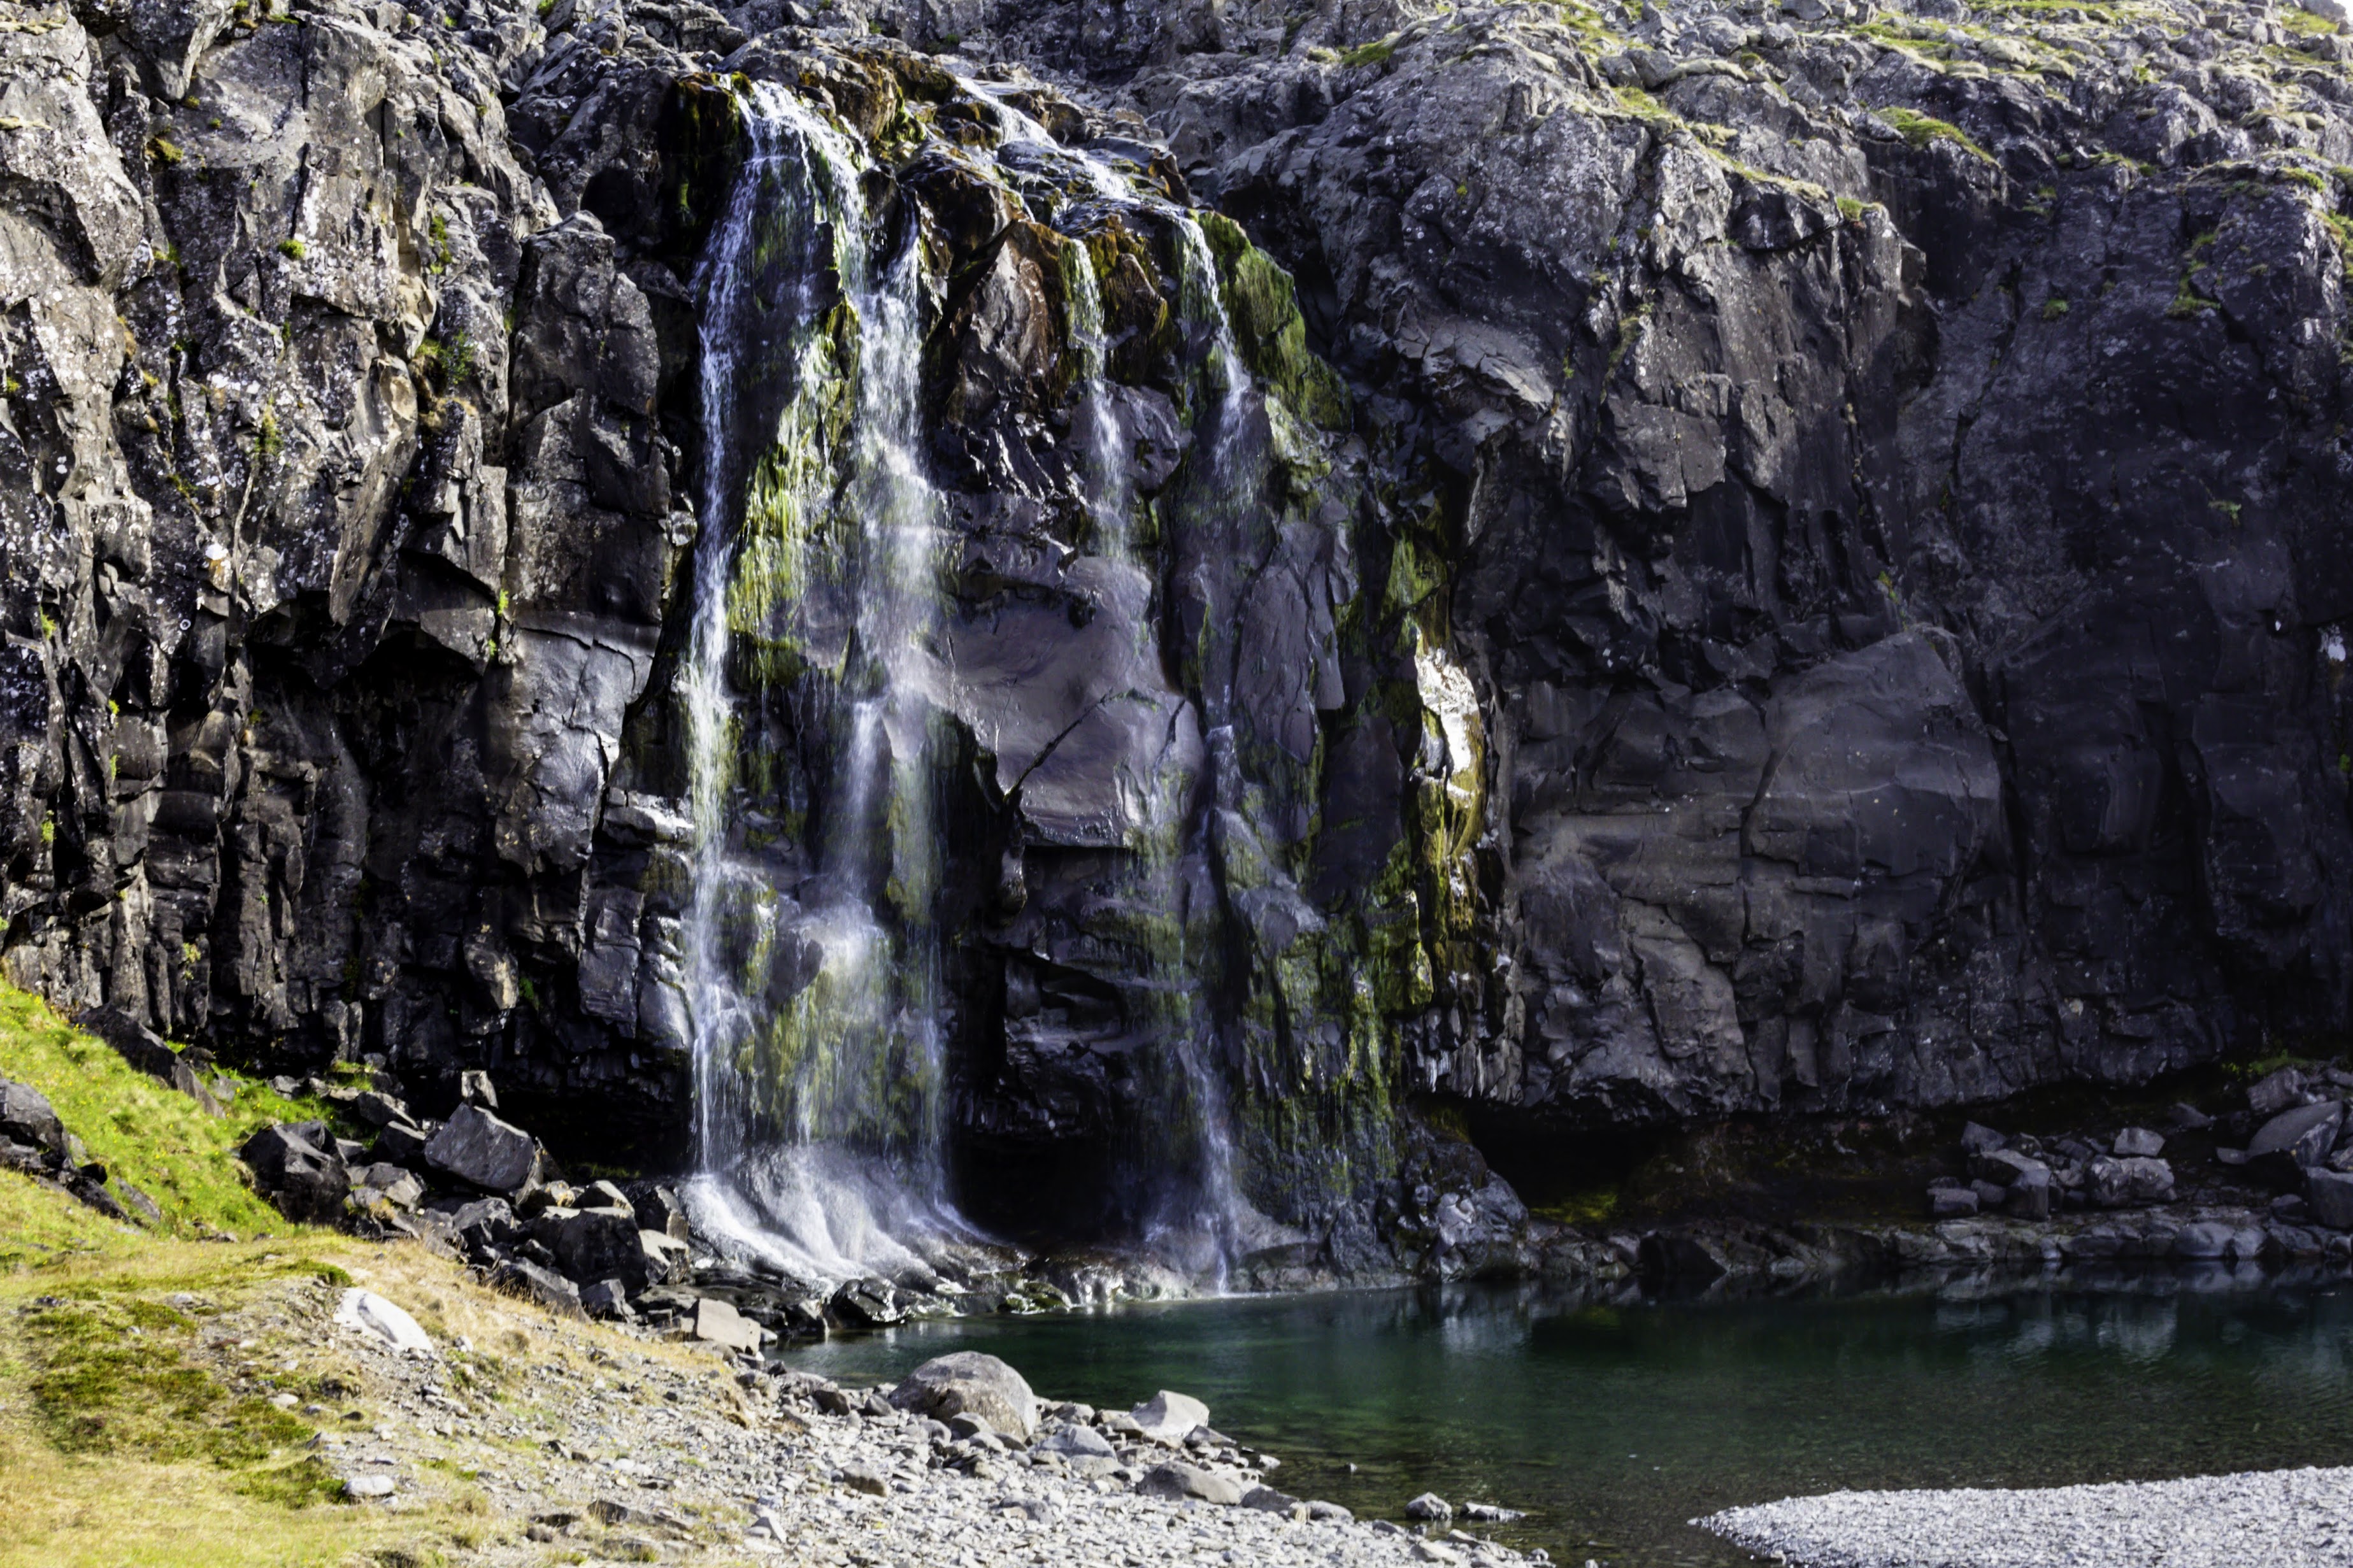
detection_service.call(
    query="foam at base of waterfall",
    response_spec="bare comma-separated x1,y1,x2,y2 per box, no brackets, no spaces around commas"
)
683,1144,987,1288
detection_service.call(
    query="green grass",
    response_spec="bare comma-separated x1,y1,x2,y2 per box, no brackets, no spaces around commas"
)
1338,33,1398,66
1878,105,1996,164
0,986,331,1259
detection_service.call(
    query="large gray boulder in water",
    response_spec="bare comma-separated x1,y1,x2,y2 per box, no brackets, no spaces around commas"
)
888,1352,1039,1440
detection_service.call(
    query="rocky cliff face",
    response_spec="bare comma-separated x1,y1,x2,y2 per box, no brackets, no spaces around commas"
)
6,0,2353,1269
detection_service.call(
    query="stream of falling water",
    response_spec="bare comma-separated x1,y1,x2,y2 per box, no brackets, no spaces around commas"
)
682,82,968,1284
683,75,1277,1286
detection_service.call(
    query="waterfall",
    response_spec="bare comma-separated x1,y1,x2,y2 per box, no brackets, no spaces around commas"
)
681,82,966,1285
680,73,1289,1290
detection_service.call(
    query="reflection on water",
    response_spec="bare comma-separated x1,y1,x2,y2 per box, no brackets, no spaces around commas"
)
780,1275,2353,1565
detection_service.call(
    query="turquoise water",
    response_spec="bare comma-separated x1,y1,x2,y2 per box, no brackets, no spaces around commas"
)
780,1276,2353,1565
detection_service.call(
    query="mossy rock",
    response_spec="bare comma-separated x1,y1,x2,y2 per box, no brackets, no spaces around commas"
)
1196,211,1350,431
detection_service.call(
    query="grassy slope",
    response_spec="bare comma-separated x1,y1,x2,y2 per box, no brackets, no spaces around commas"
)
0,985,339,1261
0,988,439,1567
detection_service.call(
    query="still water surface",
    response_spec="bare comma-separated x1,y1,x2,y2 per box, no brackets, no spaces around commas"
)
782,1277,2353,1566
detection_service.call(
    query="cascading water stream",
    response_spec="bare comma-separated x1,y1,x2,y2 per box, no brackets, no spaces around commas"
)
681,82,969,1285
681,72,1287,1288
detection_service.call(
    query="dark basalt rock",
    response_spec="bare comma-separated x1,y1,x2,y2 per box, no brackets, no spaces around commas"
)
8,0,2353,1279
240,1122,351,1224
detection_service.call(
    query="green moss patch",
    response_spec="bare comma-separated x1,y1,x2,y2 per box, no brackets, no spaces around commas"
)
1877,105,1996,164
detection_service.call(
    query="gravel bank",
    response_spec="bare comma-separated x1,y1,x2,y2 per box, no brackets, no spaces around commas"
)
1698,1465,2353,1567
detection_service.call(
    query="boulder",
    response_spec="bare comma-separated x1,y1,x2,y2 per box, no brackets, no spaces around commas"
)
1406,1492,1454,1522
334,1289,433,1353
2170,1104,2215,1130
2249,1101,2344,1188
580,1279,635,1320
0,1080,64,1153
890,1352,1038,1439
2006,1164,2053,1220
1130,1389,1211,1444
1968,1179,2010,1209
440,1196,520,1253
639,1229,691,1284
2172,1221,2234,1260
1927,1184,1978,1218
458,1070,499,1109
423,1104,547,1195
1969,1148,2048,1187
352,1164,424,1210
1034,1423,1117,1460
1241,1485,1305,1518
2310,1168,2353,1231
239,1123,350,1223
1307,1501,1355,1522
831,1278,907,1327
628,1182,692,1239
2085,1155,2175,1208
490,1258,582,1315
1959,1122,2006,1155
349,1090,414,1130
576,1180,634,1216
530,1206,647,1288
2112,1127,2166,1158
689,1295,762,1353
1135,1461,1246,1506
1463,1502,1527,1523
2249,1066,2311,1120
375,1122,433,1165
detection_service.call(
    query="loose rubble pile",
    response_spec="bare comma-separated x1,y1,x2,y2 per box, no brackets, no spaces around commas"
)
1898,1064,2353,1276
240,1074,723,1334
1927,1120,2176,1222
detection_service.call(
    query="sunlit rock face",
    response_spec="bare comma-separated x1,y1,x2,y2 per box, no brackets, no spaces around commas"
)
6,0,2353,1278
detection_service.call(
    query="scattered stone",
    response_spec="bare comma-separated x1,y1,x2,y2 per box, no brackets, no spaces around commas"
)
2171,1102,2216,1130
1036,1423,1117,1459
1241,1485,1305,1516
1129,1389,1210,1444
2113,1127,2166,1158
1407,1492,1454,1522
458,1069,498,1109
489,1258,583,1315
344,1474,397,1500
689,1296,764,1353
1463,1502,1526,1522
837,1460,890,1497
1136,1461,1247,1506
1308,1500,1355,1522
